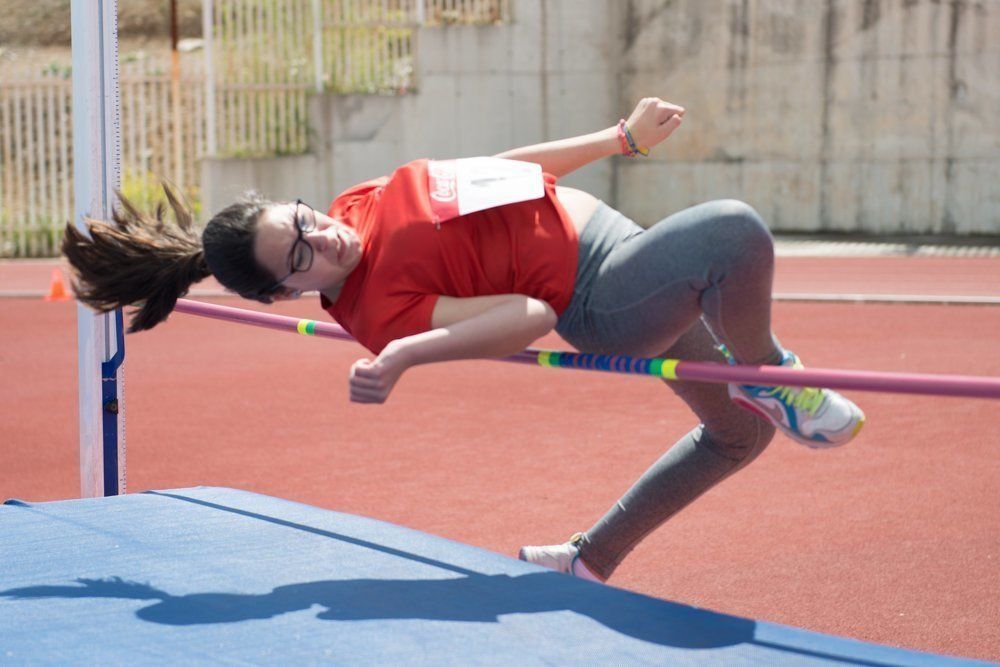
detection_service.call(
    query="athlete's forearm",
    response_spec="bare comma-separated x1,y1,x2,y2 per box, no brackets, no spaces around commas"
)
493,126,620,178
388,296,556,366
348,296,556,404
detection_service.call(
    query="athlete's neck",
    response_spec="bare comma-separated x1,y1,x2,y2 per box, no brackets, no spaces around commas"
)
320,280,345,305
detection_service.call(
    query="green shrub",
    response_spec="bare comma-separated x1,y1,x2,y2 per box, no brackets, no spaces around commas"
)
119,169,202,221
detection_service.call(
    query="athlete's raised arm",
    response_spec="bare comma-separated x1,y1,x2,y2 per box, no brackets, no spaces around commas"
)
493,97,685,178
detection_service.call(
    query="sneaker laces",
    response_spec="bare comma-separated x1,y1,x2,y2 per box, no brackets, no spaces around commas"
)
721,344,825,415
766,385,824,414
768,355,824,415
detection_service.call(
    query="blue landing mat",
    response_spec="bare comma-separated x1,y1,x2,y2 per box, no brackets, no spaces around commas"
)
0,487,988,666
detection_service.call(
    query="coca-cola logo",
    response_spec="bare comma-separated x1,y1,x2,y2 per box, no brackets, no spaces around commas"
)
429,161,457,203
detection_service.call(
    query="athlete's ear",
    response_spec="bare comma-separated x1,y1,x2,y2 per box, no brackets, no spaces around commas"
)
270,287,303,302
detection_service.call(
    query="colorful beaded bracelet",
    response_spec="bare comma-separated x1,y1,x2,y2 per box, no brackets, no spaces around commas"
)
617,119,649,157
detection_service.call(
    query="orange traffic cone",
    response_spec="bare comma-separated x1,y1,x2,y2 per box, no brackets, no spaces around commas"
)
44,268,71,302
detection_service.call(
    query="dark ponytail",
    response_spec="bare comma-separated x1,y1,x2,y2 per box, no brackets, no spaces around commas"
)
62,183,211,332
63,185,282,332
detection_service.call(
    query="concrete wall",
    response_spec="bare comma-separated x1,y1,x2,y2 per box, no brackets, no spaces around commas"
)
618,0,1000,233
201,154,323,222
203,0,999,234
203,0,620,214
311,0,620,202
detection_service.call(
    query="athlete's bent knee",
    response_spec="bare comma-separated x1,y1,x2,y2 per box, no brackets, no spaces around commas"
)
701,416,776,463
710,199,773,266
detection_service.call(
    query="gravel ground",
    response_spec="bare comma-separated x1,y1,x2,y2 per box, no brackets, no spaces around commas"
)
1,1,203,79
1,0,201,46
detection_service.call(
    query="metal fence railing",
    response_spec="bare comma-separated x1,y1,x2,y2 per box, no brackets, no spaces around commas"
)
0,0,511,257
0,79,73,257
0,57,211,257
204,0,314,159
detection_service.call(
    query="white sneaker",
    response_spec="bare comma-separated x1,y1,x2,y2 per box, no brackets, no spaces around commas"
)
518,533,605,582
728,351,865,448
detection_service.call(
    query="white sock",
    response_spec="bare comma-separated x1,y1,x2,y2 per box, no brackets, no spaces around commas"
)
571,556,604,583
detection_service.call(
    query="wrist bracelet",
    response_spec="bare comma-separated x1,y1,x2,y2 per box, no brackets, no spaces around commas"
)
618,118,636,157
617,119,649,157
616,119,634,157
622,121,649,157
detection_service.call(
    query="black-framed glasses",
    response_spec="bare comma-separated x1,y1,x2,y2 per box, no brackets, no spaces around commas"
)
263,199,316,294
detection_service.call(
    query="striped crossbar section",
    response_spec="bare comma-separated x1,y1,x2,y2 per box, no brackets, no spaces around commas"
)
536,350,679,380
172,299,1000,400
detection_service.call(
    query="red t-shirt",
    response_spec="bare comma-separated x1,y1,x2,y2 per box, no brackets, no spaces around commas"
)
319,159,578,353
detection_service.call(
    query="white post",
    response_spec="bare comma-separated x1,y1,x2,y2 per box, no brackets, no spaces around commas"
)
415,0,425,25
203,0,218,155
71,0,126,498
311,0,324,92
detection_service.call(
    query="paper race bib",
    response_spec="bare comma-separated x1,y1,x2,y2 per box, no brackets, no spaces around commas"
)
427,157,545,223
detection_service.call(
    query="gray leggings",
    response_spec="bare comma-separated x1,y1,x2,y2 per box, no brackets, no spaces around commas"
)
555,199,784,580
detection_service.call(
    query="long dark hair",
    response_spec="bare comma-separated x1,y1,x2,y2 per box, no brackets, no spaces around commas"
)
62,184,280,333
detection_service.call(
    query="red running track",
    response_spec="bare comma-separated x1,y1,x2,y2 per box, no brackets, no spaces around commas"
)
4,255,1000,297
1,292,999,661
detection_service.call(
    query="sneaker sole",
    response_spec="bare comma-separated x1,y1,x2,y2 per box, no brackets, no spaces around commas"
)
731,396,864,448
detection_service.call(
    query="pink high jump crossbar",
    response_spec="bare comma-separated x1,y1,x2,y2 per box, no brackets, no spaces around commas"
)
173,299,1000,400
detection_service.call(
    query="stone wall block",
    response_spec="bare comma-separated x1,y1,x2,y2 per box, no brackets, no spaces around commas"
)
401,75,461,159
200,0,998,234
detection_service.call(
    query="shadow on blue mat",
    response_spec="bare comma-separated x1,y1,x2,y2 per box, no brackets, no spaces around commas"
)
1,572,738,640
0,491,912,666
0,575,895,666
